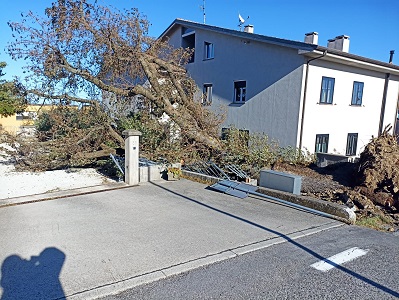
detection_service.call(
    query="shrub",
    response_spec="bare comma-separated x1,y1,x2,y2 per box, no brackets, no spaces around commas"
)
218,126,315,176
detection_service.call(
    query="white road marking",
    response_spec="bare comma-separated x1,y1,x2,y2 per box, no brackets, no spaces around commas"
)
311,247,369,272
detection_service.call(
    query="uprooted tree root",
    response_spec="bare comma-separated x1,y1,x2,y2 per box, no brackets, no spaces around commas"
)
356,126,399,210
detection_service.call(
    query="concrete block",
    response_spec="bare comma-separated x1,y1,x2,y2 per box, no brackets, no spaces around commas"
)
139,165,162,182
259,170,302,195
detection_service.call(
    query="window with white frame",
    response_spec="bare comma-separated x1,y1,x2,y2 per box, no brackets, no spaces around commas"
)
346,133,358,156
202,84,213,106
234,81,246,103
320,77,335,104
204,42,214,59
351,82,364,105
315,134,329,153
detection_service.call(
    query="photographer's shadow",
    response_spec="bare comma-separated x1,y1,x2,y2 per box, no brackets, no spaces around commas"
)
1,247,65,300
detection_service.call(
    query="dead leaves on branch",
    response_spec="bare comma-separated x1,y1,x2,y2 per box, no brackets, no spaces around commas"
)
7,0,222,155
14,105,123,171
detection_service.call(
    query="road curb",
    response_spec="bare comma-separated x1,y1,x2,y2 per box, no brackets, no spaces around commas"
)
255,186,356,224
0,182,134,208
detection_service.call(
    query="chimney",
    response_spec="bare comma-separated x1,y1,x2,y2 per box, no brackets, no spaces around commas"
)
244,24,254,33
389,50,395,63
334,35,350,52
327,38,336,49
304,32,318,45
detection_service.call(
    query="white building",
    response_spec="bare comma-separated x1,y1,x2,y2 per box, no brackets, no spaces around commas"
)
160,19,399,158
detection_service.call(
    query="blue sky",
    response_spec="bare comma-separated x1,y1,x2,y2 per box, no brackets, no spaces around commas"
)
1,0,398,80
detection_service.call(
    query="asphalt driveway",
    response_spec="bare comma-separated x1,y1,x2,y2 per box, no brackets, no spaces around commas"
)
0,179,342,299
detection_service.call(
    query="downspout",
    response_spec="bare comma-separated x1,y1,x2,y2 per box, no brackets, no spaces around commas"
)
298,50,327,150
379,51,395,135
378,73,390,136
393,91,399,135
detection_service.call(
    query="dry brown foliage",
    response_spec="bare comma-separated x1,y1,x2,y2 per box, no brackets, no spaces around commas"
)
6,0,223,170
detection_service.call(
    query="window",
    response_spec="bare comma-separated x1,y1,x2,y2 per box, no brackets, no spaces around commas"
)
351,82,364,105
202,84,213,106
234,81,246,102
204,42,214,59
315,134,329,153
221,127,249,145
346,133,358,156
221,128,230,140
182,28,195,63
320,77,335,104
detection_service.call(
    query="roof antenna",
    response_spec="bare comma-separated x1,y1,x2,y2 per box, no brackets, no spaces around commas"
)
200,0,206,24
238,13,249,31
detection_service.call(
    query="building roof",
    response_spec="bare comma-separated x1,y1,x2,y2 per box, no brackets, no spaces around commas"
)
315,46,399,71
160,18,317,51
161,19,399,73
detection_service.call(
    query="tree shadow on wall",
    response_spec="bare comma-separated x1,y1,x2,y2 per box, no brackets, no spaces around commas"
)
0,247,65,300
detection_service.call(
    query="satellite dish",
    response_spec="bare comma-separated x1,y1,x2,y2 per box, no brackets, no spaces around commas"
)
238,14,245,24
238,13,249,31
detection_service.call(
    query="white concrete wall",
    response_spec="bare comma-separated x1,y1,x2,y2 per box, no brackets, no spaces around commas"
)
300,60,399,155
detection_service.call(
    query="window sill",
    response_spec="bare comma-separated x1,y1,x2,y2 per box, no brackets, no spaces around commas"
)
317,102,334,105
203,57,214,61
230,102,246,106
350,104,363,107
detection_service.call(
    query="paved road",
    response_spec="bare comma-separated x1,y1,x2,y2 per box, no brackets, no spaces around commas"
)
0,179,342,299
102,225,399,300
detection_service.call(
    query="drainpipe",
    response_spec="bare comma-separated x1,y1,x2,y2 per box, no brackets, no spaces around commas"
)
378,73,390,136
393,91,399,135
389,51,399,135
298,50,327,150
379,51,395,135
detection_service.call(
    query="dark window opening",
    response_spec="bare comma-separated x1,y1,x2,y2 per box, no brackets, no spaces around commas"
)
320,77,335,104
182,30,195,63
346,133,358,156
234,81,246,102
221,127,249,145
204,42,214,59
351,82,364,106
315,134,329,153
202,84,213,106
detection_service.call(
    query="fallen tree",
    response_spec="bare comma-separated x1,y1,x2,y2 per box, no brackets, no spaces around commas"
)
6,0,223,170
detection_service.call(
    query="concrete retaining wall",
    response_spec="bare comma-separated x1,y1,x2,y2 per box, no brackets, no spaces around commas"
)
181,170,356,224
139,165,163,182
256,186,356,224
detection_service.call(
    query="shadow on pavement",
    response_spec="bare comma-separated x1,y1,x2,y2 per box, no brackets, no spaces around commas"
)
151,181,399,298
0,247,65,300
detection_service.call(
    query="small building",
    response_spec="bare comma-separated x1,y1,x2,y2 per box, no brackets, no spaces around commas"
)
160,19,399,157
0,104,50,135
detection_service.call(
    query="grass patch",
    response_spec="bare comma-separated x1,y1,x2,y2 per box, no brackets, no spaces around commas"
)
356,215,393,231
